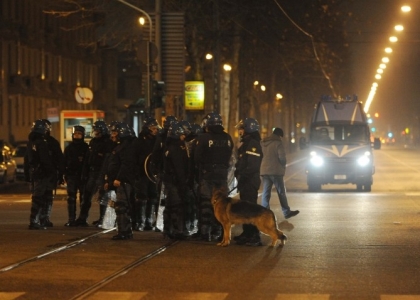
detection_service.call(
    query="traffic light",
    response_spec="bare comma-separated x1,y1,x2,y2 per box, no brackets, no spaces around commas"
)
151,80,165,108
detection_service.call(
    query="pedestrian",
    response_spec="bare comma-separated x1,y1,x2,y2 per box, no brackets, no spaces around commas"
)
40,119,65,227
104,122,137,240
74,120,114,227
162,121,190,239
260,127,299,219
63,125,89,226
24,120,56,230
233,118,263,246
193,112,234,241
131,117,160,231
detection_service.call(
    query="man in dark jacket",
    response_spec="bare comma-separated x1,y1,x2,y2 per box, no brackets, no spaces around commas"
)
162,121,190,239
260,127,299,219
63,126,89,226
234,118,263,246
40,119,65,227
194,112,233,241
25,120,56,230
132,117,160,231
105,122,137,240
74,120,113,226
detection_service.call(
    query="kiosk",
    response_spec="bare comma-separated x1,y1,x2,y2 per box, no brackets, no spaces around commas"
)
60,110,105,150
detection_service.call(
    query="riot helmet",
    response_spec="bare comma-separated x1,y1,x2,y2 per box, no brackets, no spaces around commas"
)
31,119,48,135
204,112,223,127
163,115,178,130
41,119,52,135
178,120,192,136
190,123,202,136
110,122,131,140
72,125,85,140
237,118,259,133
92,120,109,137
168,122,186,139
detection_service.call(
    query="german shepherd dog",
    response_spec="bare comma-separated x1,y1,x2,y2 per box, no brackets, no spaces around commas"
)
211,187,288,247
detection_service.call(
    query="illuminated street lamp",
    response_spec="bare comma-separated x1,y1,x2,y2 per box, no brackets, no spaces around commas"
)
395,25,404,31
382,57,390,63
385,47,392,53
401,5,411,13
389,36,398,43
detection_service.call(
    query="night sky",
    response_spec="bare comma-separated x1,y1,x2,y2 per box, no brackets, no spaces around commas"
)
349,1,420,138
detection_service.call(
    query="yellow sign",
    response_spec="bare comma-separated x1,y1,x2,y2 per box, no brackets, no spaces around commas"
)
185,81,205,110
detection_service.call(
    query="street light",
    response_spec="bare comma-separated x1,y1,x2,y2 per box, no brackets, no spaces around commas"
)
117,0,153,111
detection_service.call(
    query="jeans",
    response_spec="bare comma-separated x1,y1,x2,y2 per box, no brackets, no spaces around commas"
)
261,175,290,217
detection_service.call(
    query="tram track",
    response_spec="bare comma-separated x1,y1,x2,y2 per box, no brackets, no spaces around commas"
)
0,228,117,273
69,239,179,300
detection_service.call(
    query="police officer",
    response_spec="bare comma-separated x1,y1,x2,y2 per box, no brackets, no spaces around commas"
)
162,121,190,239
63,126,89,226
131,117,160,231
194,112,234,241
104,122,137,240
234,118,263,246
40,119,65,227
151,115,178,231
24,120,56,230
74,120,113,226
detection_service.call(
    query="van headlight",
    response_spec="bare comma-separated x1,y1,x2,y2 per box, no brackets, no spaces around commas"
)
310,151,324,167
357,151,371,167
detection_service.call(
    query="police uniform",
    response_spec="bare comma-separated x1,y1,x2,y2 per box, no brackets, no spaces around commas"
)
106,122,137,240
234,118,263,246
162,122,190,239
25,120,56,230
63,126,89,226
132,118,159,231
194,113,233,241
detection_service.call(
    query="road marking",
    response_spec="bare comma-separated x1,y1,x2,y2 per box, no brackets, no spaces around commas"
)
0,293,25,299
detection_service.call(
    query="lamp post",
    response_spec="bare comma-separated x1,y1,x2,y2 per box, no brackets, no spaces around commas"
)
117,0,153,111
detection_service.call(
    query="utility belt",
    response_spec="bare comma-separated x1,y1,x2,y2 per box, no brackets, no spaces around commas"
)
200,164,228,180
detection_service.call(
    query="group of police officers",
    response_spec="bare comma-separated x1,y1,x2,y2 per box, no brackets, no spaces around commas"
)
24,112,279,245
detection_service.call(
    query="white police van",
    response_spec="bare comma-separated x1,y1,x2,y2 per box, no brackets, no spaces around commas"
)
306,96,375,192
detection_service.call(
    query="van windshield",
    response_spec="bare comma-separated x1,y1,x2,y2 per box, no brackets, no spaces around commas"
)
311,125,369,145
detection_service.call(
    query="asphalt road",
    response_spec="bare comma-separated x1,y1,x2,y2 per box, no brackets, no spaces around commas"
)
0,145,420,300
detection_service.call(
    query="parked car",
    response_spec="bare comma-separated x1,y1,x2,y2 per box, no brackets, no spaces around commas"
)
0,144,16,183
12,143,27,181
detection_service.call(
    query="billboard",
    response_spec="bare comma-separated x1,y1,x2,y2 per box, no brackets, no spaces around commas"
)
184,81,204,110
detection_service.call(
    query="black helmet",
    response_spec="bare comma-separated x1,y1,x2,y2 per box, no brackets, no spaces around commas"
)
31,119,48,135
143,117,160,130
72,125,85,140
237,118,259,133
41,119,52,132
110,122,131,139
93,120,109,136
190,123,202,136
178,120,192,136
168,122,186,139
163,115,178,130
205,112,223,126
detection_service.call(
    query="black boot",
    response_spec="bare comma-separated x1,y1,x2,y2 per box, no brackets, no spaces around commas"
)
65,197,77,226
40,192,54,227
245,226,262,246
92,204,107,227
133,199,147,231
29,199,46,230
235,224,252,245
112,213,133,240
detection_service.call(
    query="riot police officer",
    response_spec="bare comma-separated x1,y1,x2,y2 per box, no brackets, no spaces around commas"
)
131,117,160,231
40,119,65,227
162,121,190,239
63,126,89,226
194,112,234,241
105,122,137,240
25,120,56,230
234,118,263,246
74,120,113,226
